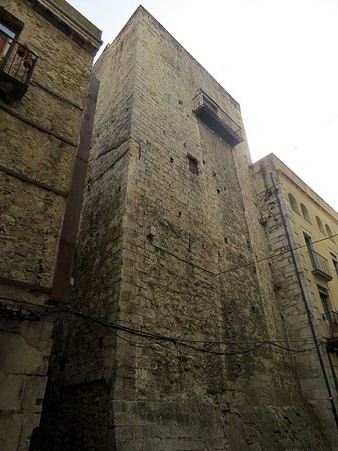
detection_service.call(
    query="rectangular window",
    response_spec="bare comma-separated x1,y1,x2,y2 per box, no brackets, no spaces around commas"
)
303,232,316,268
318,286,337,338
318,285,331,313
0,7,24,60
330,252,338,274
0,8,37,102
0,22,15,59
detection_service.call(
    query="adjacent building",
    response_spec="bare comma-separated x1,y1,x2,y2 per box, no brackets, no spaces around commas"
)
37,7,334,450
251,153,338,443
0,1,101,450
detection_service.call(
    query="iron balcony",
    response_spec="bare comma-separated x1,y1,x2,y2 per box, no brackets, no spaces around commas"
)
323,310,338,352
310,250,333,282
0,38,37,101
192,90,244,146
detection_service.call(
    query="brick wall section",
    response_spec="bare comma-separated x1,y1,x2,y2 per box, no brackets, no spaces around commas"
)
0,1,99,449
41,7,331,450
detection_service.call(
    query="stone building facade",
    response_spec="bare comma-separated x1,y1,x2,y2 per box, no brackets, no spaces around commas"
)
38,6,335,450
251,153,338,446
0,1,101,450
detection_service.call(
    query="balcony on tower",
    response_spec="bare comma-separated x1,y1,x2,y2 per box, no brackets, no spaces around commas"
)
192,90,244,146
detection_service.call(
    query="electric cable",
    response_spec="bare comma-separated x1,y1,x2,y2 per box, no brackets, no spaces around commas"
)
58,306,322,356
0,295,325,349
150,232,338,277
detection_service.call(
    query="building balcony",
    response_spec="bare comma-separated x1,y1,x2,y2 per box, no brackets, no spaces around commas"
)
310,250,333,282
323,311,338,351
192,90,244,146
0,39,37,102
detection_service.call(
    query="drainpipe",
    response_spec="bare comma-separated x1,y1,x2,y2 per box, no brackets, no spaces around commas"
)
270,171,338,429
50,75,100,303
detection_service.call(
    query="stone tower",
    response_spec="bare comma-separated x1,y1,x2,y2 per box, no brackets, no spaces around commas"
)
39,6,333,450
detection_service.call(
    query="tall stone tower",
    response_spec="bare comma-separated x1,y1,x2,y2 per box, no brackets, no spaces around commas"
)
39,6,333,450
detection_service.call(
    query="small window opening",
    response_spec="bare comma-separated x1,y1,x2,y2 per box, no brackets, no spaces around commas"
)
59,358,67,372
288,193,299,213
188,155,198,175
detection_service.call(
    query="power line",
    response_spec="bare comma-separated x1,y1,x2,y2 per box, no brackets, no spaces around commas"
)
217,232,338,276
151,231,338,277
0,295,325,352
56,306,322,356
217,232,337,274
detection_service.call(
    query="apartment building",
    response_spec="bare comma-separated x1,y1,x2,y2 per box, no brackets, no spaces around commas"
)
251,153,338,446
0,1,101,449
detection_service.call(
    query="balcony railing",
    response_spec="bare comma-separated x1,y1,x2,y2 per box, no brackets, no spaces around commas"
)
323,310,338,337
0,39,37,101
323,311,338,352
192,90,244,146
310,250,333,281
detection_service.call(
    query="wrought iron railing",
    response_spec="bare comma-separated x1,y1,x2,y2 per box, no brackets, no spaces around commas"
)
0,39,37,85
323,310,338,338
309,250,333,281
192,90,244,145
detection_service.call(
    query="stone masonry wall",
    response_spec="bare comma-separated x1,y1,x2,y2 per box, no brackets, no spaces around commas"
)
40,7,331,450
37,16,138,450
1,0,92,289
251,157,338,448
0,1,97,449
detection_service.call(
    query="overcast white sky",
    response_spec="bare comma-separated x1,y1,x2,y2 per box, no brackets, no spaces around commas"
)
68,0,338,211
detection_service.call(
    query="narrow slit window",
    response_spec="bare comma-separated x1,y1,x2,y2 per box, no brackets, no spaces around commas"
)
188,155,198,175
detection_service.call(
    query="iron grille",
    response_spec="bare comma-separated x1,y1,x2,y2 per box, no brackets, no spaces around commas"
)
310,250,333,281
0,38,37,85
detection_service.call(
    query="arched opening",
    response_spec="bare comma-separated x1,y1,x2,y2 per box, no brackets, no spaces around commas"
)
316,216,326,235
326,224,335,242
300,203,311,223
288,193,299,213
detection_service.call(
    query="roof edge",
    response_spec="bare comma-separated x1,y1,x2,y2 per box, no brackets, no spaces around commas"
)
251,153,338,220
29,0,102,52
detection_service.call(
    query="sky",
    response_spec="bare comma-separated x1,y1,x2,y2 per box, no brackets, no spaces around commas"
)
68,0,338,211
